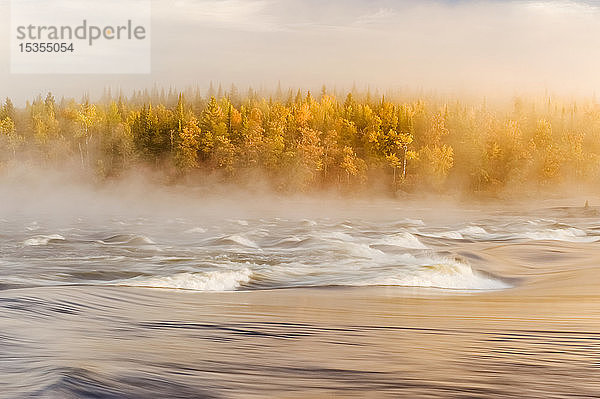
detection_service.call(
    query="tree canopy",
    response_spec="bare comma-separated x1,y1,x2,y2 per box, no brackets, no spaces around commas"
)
1,88,600,195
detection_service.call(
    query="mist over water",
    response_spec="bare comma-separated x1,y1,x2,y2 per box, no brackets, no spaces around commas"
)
2,171,591,293
4,205,517,292
2,172,600,397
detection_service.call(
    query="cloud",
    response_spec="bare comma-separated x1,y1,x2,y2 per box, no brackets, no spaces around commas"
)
524,0,600,14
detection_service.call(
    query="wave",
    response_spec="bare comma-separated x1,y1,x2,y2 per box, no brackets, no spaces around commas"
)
217,234,260,248
26,222,41,231
522,227,598,242
419,230,464,240
301,219,318,227
23,234,66,246
458,226,489,237
120,268,253,291
355,258,511,290
313,231,388,258
111,252,508,292
229,219,249,226
184,227,207,234
415,224,600,243
418,226,490,241
267,236,304,248
318,231,355,241
395,218,425,227
250,254,509,291
375,232,428,249
99,234,157,245
344,243,387,259
27,367,216,399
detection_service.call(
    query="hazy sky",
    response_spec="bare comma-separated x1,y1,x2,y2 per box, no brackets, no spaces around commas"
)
1,0,600,103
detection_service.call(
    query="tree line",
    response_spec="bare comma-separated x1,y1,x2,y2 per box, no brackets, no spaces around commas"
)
1,86,599,194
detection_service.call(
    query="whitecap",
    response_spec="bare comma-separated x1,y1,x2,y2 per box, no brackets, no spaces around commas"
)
356,258,510,290
100,234,157,245
376,232,428,249
522,228,597,242
23,234,66,246
344,243,387,259
184,227,207,234
420,231,464,240
419,226,489,241
397,218,426,227
221,234,260,249
251,255,509,291
130,235,156,245
121,268,253,291
458,226,489,237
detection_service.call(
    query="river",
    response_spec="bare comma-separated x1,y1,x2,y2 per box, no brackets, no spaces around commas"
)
1,192,599,397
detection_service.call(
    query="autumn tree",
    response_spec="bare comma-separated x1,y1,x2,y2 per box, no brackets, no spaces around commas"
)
174,118,201,173
382,129,416,187
2,89,600,194
0,117,22,158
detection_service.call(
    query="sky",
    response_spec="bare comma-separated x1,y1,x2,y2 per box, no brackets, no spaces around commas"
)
1,0,600,103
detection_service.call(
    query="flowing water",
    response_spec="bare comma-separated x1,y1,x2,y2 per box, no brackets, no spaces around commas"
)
1,192,600,398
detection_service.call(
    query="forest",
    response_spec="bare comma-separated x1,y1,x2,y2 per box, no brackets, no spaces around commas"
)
1,84,599,196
